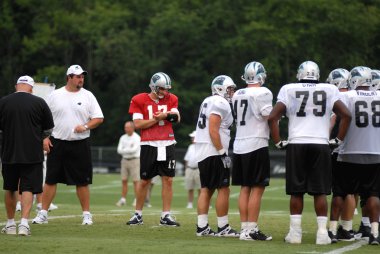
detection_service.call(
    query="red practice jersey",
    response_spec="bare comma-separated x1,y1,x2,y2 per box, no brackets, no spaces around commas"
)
129,93,178,141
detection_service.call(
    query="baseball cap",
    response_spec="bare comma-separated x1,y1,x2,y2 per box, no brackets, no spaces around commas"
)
66,65,87,76
189,130,196,138
17,75,35,87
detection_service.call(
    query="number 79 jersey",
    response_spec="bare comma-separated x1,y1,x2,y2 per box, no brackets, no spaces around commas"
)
277,82,340,144
339,90,380,154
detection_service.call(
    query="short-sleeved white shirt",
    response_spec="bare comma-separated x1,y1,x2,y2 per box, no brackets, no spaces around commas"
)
47,87,104,141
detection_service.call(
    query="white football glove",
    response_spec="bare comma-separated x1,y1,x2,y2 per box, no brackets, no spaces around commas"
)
220,153,232,169
329,137,342,148
275,140,288,150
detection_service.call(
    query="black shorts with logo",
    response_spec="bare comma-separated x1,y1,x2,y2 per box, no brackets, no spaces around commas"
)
140,145,176,180
286,144,332,195
46,137,93,186
198,155,230,189
232,147,270,187
2,163,43,194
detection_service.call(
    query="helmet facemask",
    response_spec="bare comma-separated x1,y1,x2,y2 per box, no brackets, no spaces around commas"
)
370,70,380,91
211,75,236,103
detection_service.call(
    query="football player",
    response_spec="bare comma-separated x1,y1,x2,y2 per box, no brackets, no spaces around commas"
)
338,66,380,245
231,61,273,241
194,75,239,237
268,61,351,245
326,68,357,242
127,72,180,226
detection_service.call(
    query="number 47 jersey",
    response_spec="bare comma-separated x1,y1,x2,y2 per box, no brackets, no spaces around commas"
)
277,82,340,144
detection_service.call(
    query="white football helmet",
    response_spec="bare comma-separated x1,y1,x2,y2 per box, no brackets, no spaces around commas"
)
349,66,372,90
296,61,320,81
211,75,236,102
370,69,380,91
326,68,350,89
149,72,171,99
241,61,267,85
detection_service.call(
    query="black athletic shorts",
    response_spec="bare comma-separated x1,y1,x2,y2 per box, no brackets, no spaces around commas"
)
2,163,43,194
198,155,230,189
46,137,93,186
286,144,332,195
232,147,270,187
140,145,176,180
331,153,358,197
341,162,380,200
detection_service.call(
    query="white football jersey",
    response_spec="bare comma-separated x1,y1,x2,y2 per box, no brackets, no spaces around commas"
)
232,86,273,153
194,95,233,162
339,90,380,155
277,82,340,144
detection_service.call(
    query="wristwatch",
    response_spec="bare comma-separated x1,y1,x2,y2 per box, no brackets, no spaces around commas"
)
84,124,89,130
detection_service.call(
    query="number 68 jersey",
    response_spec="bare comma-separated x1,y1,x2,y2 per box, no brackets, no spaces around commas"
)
339,90,380,155
277,82,340,144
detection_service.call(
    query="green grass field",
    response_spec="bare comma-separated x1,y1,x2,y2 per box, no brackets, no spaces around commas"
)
0,174,378,254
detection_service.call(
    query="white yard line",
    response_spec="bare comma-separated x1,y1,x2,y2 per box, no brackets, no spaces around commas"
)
321,240,368,254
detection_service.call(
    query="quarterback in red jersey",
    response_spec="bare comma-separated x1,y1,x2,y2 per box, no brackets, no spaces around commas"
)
127,72,181,227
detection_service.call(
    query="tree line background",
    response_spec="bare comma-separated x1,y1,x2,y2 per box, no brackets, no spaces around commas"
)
1,0,379,148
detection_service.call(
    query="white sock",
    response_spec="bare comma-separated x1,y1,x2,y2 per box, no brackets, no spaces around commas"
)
247,222,258,231
217,215,228,228
120,197,126,202
329,220,338,234
40,210,48,216
316,216,328,231
20,218,28,226
198,214,208,228
371,222,379,238
341,220,352,231
241,222,248,231
83,211,91,215
37,203,42,208
362,217,371,227
135,210,142,216
6,219,15,226
290,214,302,231
161,211,170,218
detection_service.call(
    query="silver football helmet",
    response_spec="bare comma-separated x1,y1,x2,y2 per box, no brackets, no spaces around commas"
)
211,75,236,102
326,68,350,89
370,69,380,91
241,61,267,85
149,72,171,99
349,66,372,90
296,61,320,81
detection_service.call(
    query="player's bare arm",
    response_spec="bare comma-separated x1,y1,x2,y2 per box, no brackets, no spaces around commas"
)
268,102,287,144
332,100,351,141
209,113,223,151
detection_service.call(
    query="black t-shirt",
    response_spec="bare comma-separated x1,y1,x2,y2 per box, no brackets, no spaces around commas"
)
0,92,54,164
